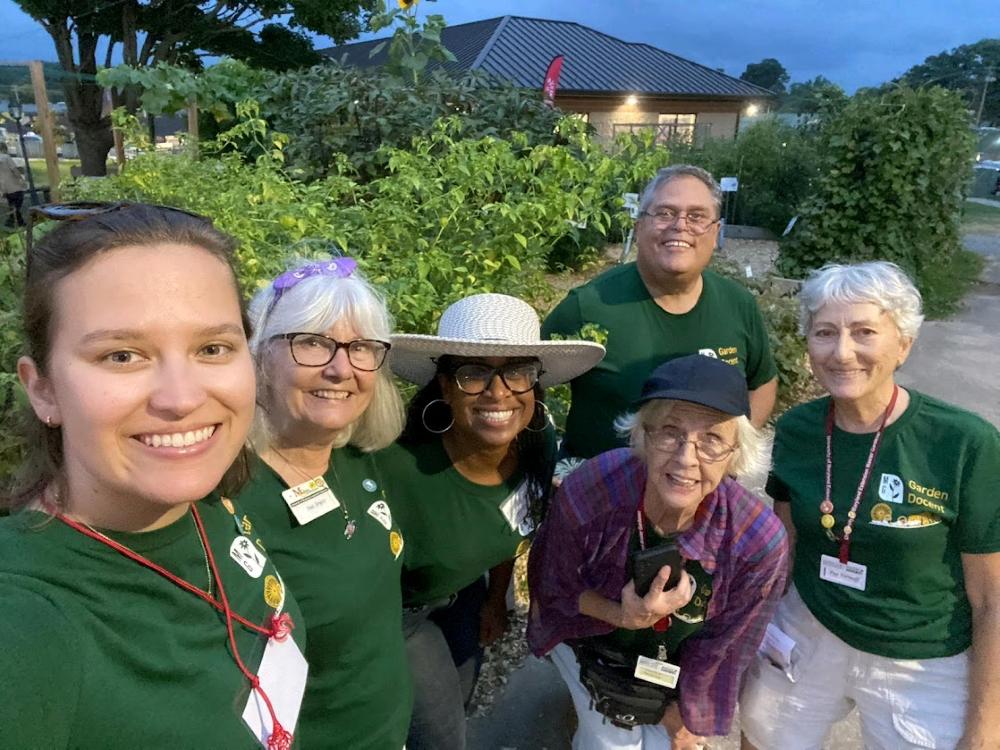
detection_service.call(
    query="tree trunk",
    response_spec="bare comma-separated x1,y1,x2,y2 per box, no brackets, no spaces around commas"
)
47,26,114,177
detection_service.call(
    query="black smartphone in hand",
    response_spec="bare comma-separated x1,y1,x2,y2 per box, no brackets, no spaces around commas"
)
629,543,684,597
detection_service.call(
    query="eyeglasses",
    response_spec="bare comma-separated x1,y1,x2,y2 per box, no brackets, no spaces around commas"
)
451,361,543,395
24,201,207,263
274,332,391,371
640,208,719,235
643,425,737,462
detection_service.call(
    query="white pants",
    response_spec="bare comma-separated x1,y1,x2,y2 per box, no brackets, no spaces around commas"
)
740,586,969,750
550,642,673,750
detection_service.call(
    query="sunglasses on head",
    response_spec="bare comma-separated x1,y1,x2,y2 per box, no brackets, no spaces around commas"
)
24,201,208,260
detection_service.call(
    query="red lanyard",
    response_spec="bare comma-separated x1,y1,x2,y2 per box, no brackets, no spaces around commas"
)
58,505,295,750
636,501,671,632
822,385,898,564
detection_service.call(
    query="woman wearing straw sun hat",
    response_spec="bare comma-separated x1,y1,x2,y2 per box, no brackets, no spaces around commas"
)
382,292,605,750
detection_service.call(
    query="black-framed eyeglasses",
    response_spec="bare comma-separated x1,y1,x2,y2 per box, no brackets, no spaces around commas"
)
450,361,543,395
639,208,720,235
274,332,391,371
643,425,737,462
24,201,207,262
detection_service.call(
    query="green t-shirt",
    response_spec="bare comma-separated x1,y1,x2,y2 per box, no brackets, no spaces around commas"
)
234,447,410,750
769,391,1000,659
542,264,777,459
380,436,549,606
599,523,714,661
0,498,306,749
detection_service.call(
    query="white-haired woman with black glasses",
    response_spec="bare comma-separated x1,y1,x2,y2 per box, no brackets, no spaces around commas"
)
384,293,606,750
234,258,411,750
741,261,1000,750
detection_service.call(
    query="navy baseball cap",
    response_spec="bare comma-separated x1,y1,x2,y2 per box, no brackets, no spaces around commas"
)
634,354,750,417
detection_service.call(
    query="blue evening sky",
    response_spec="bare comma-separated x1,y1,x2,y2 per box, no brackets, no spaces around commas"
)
0,0,997,92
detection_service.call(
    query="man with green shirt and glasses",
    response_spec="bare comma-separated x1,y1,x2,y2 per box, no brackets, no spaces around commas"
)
543,165,778,462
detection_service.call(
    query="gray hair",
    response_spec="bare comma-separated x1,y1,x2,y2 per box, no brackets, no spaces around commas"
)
638,164,723,217
798,261,923,341
248,264,404,453
614,399,769,478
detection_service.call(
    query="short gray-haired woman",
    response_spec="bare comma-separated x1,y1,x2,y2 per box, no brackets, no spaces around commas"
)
233,258,411,749
741,261,1000,750
528,354,788,750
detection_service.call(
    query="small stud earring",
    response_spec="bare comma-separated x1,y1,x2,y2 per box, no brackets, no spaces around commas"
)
45,416,54,427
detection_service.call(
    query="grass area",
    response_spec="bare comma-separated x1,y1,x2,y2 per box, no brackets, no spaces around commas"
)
922,248,986,319
961,200,1000,234
26,158,79,188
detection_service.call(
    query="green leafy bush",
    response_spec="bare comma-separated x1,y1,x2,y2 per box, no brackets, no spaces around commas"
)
670,118,821,234
777,85,977,313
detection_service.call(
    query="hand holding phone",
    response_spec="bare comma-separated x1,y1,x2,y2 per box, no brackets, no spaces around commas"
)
630,542,684,597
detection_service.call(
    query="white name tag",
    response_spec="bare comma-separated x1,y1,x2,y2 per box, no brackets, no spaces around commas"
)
242,635,309,747
281,477,340,526
819,554,867,591
499,482,534,536
634,655,680,688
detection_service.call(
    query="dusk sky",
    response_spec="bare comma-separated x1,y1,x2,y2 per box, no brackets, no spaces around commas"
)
0,0,997,93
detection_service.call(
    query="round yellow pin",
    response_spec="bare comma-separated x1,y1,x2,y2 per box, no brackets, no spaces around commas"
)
389,531,404,558
820,513,836,529
263,575,283,609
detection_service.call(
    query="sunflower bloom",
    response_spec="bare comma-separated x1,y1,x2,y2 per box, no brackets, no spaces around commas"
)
397,0,418,9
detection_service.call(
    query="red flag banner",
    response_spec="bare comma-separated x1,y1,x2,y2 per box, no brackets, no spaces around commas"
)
541,55,565,106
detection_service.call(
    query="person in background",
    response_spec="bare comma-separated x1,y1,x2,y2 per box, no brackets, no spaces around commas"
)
0,142,28,227
385,293,605,750
741,261,1000,750
235,257,411,749
528,354,787,749
543,164,778,465
0,203,305,748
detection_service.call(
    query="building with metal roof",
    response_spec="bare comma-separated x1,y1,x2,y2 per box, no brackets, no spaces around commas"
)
320,15,774,142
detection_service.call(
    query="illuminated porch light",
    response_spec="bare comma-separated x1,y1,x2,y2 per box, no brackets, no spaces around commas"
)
625,95,638,106
745,103,760,116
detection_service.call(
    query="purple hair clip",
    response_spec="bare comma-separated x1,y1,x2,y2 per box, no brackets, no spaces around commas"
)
271,257,358,302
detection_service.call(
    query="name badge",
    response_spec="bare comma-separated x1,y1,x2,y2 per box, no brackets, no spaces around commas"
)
281,476,340,526
634,655,680,688
819,554,867,591
242,635,309,747
499,482,535,536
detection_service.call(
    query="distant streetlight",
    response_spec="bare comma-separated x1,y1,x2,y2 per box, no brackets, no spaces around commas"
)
625,94,638,106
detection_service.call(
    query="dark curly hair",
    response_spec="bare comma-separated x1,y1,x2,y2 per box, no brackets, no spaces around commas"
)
400,356,554,523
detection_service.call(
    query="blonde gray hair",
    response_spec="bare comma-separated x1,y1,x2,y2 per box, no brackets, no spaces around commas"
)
638,164,723,217
614,399,769,478
248,265,404,453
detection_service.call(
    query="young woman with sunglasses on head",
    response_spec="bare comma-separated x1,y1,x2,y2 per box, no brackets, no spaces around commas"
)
384,293,605,750
1,204,306,748
233,258,411,749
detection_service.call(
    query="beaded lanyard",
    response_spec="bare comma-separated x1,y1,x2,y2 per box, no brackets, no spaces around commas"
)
819,385,898,565
58,505,295,749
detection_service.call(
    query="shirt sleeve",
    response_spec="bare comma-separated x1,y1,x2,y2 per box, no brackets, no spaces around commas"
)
744,295,778,389
956,424,1000,554
677,519,790,736
541,289,583,340
0,581,82,747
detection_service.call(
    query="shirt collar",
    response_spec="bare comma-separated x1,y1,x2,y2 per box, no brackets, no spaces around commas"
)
675,478,739,574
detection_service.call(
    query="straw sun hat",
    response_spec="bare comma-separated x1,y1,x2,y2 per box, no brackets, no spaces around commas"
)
389,293,606,388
